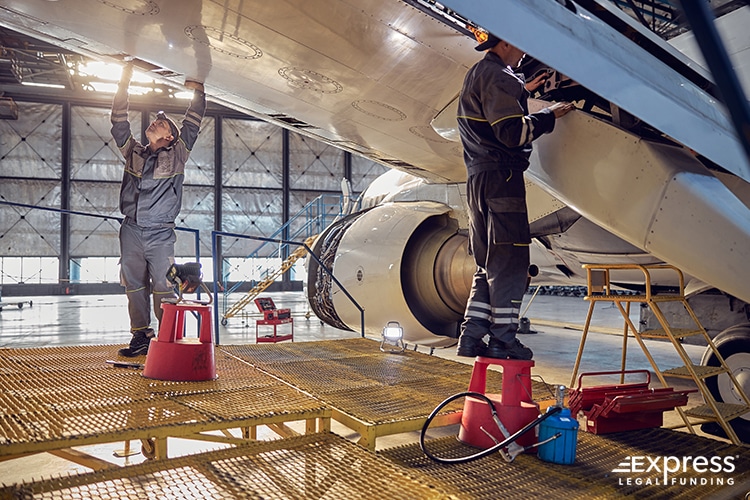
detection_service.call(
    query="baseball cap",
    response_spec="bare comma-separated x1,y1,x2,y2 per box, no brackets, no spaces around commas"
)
475,32,501,51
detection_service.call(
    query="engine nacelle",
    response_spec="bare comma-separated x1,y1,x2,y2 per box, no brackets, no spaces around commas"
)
306,201,474,347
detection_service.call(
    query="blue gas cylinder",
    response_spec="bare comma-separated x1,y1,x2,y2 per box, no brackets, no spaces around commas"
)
537,407,579,464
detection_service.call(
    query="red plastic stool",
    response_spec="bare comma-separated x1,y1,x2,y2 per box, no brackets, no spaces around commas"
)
458,357,538,450
142,302,217,381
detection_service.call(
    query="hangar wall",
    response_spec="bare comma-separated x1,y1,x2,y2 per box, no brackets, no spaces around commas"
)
0,97,387,292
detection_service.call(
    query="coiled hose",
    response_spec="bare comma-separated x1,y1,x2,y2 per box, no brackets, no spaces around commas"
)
419,391,561,464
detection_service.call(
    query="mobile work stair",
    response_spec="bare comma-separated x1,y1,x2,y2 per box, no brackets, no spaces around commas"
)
569,263,750,445
221,236,316,325
220,193,345,325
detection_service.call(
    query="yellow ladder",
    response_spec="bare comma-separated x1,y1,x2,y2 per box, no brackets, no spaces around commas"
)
222,237,315,323
570,263,750,445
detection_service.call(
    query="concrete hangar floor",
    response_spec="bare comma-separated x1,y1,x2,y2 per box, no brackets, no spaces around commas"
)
0,291,747,499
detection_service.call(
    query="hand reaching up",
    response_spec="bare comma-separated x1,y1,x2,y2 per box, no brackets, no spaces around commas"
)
184,80,205,93
548,101,575,118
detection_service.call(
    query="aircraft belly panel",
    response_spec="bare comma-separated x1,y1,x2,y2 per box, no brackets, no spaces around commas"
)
530,111,676,245
529,112,750,303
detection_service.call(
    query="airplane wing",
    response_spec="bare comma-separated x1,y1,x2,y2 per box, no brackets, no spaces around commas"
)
438,0,750,182
0,0,474,183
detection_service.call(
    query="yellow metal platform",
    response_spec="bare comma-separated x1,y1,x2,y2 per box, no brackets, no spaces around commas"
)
385,427,750,499
0,345,330,463
2,339,749,498
4,423,749,499
1,433,448,499
223,338,556,450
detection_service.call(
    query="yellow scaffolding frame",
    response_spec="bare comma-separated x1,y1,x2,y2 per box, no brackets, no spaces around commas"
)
570,263,750,445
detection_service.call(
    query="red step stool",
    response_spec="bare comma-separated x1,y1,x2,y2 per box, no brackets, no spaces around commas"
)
254,297,293,343
458,357,538,450
142,302,217,381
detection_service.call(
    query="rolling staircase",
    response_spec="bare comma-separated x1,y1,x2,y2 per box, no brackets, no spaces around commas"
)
569,263,750,445
220,194,346,325
221,236,315,324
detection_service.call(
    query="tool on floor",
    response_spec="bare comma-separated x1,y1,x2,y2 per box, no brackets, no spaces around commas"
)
420,357,564,464
142,262,217,381
106,360,143,369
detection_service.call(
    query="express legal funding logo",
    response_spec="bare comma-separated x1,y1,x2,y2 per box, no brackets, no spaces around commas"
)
611,454,738,487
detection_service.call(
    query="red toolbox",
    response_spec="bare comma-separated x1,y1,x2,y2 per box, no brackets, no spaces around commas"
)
253,297,293,343
568,370,652,416
569,370,695,435
254,297,291,320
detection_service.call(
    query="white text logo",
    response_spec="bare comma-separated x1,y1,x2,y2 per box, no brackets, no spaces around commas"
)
612,455,736,487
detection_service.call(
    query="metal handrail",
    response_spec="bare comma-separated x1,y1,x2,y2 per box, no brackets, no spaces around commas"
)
0,200,201,282
222,194,343,297
211,230,365,344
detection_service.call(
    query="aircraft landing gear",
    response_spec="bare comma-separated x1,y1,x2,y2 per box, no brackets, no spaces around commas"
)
701,323,750,443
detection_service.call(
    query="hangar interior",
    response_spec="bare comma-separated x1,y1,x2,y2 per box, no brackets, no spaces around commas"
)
0,26,388,301
1,1,750,498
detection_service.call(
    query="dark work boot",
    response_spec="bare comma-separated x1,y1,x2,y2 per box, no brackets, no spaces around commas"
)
118,328,155,357
486,337,533,360
456,336,488,357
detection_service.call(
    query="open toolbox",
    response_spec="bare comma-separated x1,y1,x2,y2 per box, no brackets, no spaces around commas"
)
254,297,291,320
568,370,696,434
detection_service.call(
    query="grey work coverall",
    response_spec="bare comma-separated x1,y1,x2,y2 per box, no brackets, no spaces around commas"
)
457,51,556,343
111,70,206,333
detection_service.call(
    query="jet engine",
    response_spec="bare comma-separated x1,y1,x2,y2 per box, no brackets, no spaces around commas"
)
306,201,475,347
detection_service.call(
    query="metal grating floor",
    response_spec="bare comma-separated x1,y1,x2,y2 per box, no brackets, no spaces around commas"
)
0,345,329,458
223,339,373,364
223,339,557,426
382,427,750,499
2,433,448,499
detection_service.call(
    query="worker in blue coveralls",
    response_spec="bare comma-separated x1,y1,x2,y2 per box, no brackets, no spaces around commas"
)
111,63,206,357
455,33,574,359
